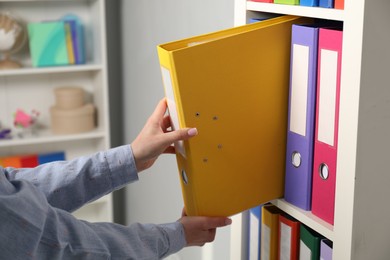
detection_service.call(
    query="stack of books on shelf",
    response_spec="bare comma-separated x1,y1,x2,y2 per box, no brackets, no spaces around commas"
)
250,0,344,9
0,151,65,168
27,15,85,67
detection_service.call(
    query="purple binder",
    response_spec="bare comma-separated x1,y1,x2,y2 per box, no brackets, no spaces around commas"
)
284,24,319,210
320,239,333,260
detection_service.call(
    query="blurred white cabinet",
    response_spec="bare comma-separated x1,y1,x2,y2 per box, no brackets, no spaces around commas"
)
0,0,112,223
233,0,390,259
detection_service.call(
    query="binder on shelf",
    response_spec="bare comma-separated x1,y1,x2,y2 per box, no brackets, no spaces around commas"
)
284,24,319,211
278,214,300,260
311,28,343,225
319,0,334,8
157,15,312,217
300,0,319,6
334,0,344,9
299,224,323,260
248,205,262,260
274,0,300,5
320,239,333,260
261,204,283,260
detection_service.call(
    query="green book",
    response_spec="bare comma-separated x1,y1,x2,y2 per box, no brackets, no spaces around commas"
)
27,21,69,67
274,0,300,4
299,224,324,259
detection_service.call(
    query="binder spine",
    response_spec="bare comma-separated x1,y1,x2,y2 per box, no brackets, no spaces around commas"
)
311,28,343,225
157,46,199,216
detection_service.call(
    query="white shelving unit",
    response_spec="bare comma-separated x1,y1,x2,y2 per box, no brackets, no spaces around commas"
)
0,0,113,223
233,0,390,259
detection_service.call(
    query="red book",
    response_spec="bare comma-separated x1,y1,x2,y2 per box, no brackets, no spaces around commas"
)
20,155,39,167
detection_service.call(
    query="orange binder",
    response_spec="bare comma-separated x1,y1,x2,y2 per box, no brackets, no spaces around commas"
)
157,15,312,217
278,214,300,260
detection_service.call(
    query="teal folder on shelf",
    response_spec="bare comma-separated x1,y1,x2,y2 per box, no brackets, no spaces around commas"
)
28,21,69,67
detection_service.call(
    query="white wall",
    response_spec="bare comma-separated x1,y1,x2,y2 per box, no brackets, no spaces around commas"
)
120,1,234,259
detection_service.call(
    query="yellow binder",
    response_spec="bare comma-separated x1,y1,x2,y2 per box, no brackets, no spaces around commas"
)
157,15,312,217
261,204,283,260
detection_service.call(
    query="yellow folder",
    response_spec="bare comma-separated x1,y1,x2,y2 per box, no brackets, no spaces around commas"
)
157,15,312,217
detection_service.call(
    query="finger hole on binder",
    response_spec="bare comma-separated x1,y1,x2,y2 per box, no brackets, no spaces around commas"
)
292,151,301,168
181,169,189,184
319,163,329,180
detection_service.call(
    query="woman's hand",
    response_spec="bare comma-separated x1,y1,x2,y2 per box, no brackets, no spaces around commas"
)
131,98,198,172
179,208,232,247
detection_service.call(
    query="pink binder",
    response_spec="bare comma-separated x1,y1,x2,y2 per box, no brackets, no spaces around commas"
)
311,28,343,225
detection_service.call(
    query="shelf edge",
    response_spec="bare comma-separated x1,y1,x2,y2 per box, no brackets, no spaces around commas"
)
271,198,334,240
246,1,345,21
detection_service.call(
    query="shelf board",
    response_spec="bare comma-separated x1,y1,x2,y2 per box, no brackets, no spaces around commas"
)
0,64,103,77
246,1,344,21
0,129,106,147
271,198,334,240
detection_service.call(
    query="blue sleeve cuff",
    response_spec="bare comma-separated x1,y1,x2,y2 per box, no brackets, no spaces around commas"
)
105,145,139,190
160,221,187,256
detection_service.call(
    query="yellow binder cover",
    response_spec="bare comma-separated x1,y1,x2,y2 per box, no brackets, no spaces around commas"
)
157,16,312,217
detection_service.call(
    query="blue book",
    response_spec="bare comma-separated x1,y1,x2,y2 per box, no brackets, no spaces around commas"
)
300,0,319,6
248,205,262,260
319,0,334,8
62,14,86,64
38,151,65,164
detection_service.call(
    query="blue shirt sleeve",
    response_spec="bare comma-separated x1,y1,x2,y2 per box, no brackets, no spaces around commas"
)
3,145,138,212
0,145,187,258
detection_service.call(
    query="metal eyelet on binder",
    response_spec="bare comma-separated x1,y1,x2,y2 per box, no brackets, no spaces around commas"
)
181,169,188,184
319,163,329,180
292,151,301,168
